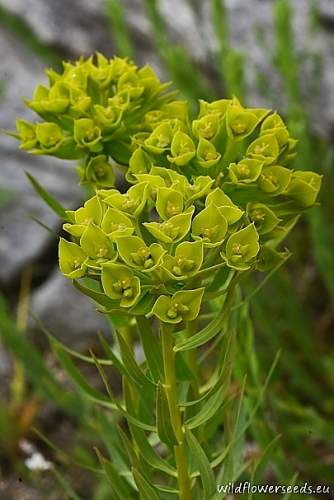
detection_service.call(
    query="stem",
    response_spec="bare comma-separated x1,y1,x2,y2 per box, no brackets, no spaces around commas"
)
161,323,192,500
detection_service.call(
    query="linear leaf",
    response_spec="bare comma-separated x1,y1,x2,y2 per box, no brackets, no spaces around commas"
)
129,425,177,477
95,448,134,499
92,350,156,432
26,171,68,220
136,316,164,381
185,428,216,499
50,338,116,409
116,329,155,389
73,280,118,309
156,383,178,448
174,313,226,352
132,468,161,500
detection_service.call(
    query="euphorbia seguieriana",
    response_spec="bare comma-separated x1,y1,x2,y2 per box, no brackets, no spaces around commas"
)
14,55,321,499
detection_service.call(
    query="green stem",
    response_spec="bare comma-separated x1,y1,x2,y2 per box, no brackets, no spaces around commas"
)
161,323,192,500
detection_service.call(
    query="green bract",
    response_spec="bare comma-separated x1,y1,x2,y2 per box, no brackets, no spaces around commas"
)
59,238,87,279
223,223,260,271
151,288,205,324
116,236,166,272
101,263,141,308
162,241,203,280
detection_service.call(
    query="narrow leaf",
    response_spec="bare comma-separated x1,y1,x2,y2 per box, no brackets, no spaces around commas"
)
26,171,68,220
132,467,161,500
156,383,178,448
185,428,216,499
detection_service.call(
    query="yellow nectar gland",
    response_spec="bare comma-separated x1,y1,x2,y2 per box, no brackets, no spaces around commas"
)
250,209,265,222
254,142,269,155
73,258,83,270
237,163,250,178
97,247,109,258
231,120,247,135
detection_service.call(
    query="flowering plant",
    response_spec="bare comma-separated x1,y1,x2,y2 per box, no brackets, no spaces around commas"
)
14,55,321,499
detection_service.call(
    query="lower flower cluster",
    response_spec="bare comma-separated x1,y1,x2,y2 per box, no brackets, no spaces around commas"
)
59,157,318,323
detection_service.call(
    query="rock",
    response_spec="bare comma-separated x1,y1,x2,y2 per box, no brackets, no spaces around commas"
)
0,27,82,286
1,0,334,138
29,269,109,348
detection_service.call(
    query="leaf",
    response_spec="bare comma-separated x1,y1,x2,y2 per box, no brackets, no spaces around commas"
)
92,349,156,432
95,448,134,499
73,279,119,309
25,171,68,220
50,337,116,409
129,425,177,477
156,383,178,448
186,379,229,430
132,468,161,500
115,329,155,390
174,311,226,352
185,428,216,499
97,333,146,391
136,316,164,382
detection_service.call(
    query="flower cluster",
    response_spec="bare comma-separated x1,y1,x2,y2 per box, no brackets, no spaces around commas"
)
127,96,322,210
15,54,177,187
16,57,321,324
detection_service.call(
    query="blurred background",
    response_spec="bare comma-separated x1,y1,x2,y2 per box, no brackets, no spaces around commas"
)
0,0,334,498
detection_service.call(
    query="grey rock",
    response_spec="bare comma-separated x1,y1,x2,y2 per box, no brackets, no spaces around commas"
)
0,27,82,286
1,0,334,137
29,269,109,348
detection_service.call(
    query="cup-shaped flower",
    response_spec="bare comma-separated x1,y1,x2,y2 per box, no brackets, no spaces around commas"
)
205,188,243,224
144,123,173,154
117,69,144,99
285,171,322,208
156,188,184,220
196,138,221,169
192,204,228,247
143,209,194,244
151,288,205,324
101,208,134,240
126,147,152,183
260,113,289,146
247,134,279,165
185,176,214,206
192,113,220,140
59,238,87,279
103,182,150,217
108,90,130,111
258,165,292,196
247,202,280,235
198,98,230,118
167,131,196,166
134,174,166,198
162,241,203,280
90,63,114,89
228,159,263,184
101,263,141,308
25,84,69,115
226,102,268,141
16,119,37,150
80,224,116,262
223,223,260,271
73,118,102,152
85,155,115,187
94,104,123,132
116,236,166,272
35,123,64,153
63,196,104,237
